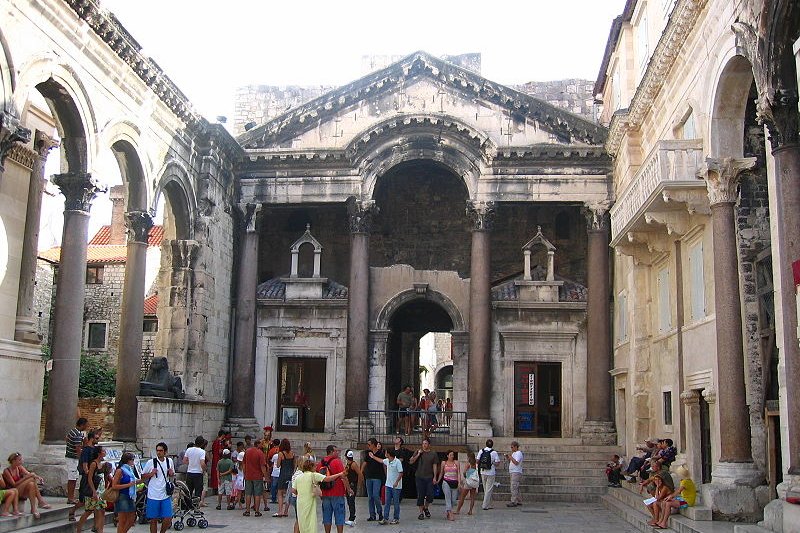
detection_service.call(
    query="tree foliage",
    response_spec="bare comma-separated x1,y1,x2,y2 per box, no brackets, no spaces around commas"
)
42,347,116,398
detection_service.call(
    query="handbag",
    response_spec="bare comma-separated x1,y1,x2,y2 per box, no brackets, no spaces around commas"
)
312,483,323,498
104,487,120,503
464,470,480,489
155,458,175,496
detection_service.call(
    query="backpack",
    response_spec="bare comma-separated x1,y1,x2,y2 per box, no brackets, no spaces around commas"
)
318,458,334,490
479,448,494,470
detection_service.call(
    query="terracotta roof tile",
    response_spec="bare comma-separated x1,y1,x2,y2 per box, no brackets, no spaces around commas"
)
88,224,164,246
143,294,159,315
40,224,165,265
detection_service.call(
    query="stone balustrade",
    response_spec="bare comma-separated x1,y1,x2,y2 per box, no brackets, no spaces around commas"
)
610,139,704,240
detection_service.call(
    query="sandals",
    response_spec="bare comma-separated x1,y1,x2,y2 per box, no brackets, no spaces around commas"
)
242,511,250,516
254,511,263,517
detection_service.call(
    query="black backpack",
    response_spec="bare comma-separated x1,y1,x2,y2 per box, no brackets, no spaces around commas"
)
318,458,334,490
479,448,494,470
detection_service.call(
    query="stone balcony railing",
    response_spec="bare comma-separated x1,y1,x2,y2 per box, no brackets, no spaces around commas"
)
610,139,704,241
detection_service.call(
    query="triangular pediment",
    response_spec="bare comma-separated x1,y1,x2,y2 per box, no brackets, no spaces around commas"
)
238,51,607,151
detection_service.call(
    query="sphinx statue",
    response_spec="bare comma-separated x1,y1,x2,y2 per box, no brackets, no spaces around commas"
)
139,356,185,399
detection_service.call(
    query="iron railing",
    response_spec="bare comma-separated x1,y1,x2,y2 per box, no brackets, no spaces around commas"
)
357,409,467,447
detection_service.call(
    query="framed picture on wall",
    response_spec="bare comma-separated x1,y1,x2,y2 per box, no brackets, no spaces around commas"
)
281,406,299,427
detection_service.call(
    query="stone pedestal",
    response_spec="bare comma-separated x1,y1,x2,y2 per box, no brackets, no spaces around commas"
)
579,420,617,445
702,462,769,522
226,417,263,439
24,444,73,498
466,418,493,438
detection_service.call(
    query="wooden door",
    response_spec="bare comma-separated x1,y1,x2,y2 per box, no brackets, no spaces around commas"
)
513,362,562,437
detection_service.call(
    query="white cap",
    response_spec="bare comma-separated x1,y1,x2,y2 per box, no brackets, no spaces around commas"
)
346,451,355,459
237,451,245,461
222,449,230,455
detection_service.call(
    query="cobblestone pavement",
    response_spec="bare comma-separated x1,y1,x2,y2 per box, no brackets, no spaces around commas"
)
181,499,639,532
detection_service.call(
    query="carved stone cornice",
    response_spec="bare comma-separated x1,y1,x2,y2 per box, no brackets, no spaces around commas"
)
661,189,711,216
583,201,611,231
0,112,33,172
239,51,607,149
125,211,153,244
732,19,800,149
346,196,377,234
680,389,701,405
613,232,652,265
63,0,201,127
466,200,496,231
606,0,709,155
644,211,689,236
6,145,37,171
244,203,262,233
51,172,104,212
697,157,757,206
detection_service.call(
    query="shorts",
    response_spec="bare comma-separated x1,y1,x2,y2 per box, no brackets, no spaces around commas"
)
145,497,173,520
219,480,232,495
115,492,136,513
321,496,346,526
0,489,6,502
84,497,106,511
67,458,80,482
676,496,688,509
244,479,264,496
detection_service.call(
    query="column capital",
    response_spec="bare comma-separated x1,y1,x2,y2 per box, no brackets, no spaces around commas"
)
756,87,799,150
466,200,496,231
52,172,104,212
697,157,756,206
583,201,611,231
0,112,32,171
125,211,154,244
346,196,377,234
680,389,701,405
34,130,59,160
702,387,717,404
242,203,262,233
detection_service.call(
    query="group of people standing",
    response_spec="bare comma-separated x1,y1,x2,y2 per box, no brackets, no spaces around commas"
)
395,386,453,435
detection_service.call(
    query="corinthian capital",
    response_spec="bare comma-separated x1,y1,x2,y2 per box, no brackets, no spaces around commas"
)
346,196,377,234
697,157,756,205
0,112,32,172
34,130,59,160
583,201,611,231
52,172,105,212
466,200,496,231
242,203,262,233
125,211,154,244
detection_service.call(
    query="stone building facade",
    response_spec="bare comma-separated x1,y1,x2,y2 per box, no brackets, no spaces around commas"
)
595,0,800,526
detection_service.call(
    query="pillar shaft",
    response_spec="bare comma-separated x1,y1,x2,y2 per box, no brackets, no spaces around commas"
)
770,144,800,473
43,172,101,444
114,212,153,441
586,222,612,422
702,157,756,463
230,205,260,419
16,132,57,331
466,201,494,420
344,198,374,419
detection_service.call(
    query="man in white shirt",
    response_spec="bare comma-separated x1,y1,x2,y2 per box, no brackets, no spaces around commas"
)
505,441,524,507
141,442,175,533
476,439,500,510
183,436,207,500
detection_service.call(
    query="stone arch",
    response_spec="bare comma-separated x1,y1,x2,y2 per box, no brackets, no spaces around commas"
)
0,27,16,111
708,53,755,158
14,56,96,172
152,160,196,240
347,114,494,200
104,122,150,211
375,288,466,333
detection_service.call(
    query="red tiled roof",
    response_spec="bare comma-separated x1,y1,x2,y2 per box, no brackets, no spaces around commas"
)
143,294,159,315
88,225,164,246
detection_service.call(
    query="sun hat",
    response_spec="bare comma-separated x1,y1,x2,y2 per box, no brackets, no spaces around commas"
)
237,451,245,461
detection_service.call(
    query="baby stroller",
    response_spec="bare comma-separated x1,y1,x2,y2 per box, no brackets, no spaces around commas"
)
135,487,148,524
172,479,208,530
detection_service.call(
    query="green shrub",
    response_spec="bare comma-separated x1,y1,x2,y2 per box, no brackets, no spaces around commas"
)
42,347,116,398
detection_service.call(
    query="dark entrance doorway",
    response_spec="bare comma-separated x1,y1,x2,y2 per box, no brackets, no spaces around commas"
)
276,358,326,432
699,392,712,484
513,362,562,437
386,300,453,415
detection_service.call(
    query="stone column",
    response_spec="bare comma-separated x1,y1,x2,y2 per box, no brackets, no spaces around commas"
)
367,330,390,411
581,204,616,444
343,198,375,424
229,204,261,430
466,200,494,436
113,211,153,442
681,390,703,482
15,131,58,342
43,172,103,444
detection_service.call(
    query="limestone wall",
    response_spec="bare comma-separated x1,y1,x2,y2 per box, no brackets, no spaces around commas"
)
34,260,56,346
513,79,598,122
137,396,226,456
0,340,44,460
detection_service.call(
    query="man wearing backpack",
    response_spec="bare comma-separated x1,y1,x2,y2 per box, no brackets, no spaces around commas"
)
476,439,500,510
141,442,175,533
318,445,350,533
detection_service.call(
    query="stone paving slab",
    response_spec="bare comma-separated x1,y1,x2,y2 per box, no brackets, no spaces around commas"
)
192,499,640,532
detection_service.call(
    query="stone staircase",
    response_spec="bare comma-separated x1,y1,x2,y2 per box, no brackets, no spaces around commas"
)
469,437,621,503
0,498,113,533
600,481,729,533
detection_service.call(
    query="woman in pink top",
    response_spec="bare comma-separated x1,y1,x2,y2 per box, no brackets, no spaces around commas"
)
435,451,460,521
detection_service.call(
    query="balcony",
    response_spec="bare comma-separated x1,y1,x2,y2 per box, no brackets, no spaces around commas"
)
610,140,705,242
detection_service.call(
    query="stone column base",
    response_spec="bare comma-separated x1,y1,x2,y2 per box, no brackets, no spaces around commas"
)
14,316,41,343
226,417,263,438
580,420,616,445
24,444,73,497
702,462,769,522
467,418,493,438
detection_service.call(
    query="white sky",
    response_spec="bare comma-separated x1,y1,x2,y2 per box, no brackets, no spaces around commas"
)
39,0,626,249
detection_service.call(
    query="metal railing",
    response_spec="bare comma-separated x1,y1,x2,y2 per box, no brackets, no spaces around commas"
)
357,410,467,447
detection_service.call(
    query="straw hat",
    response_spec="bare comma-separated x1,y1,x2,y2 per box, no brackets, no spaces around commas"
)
676,465,690,478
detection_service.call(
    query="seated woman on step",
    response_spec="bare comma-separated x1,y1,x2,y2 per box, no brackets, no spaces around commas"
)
2,452,50,518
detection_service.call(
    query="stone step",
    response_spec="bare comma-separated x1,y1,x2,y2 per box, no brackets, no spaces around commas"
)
491,475,608,486
0,498,112,533
12,513,114,533
607,483,712,519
